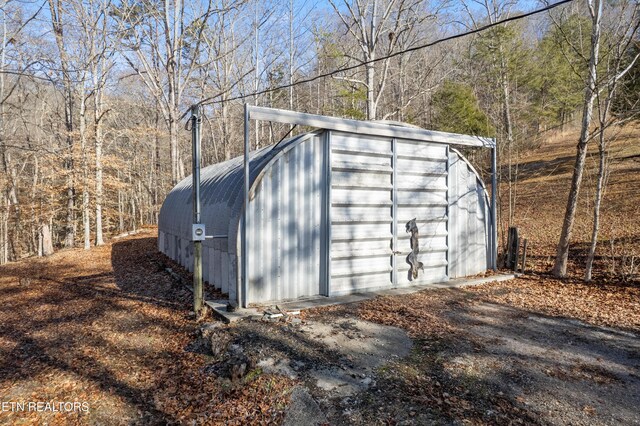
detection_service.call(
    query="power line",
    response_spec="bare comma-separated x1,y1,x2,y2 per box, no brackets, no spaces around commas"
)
197,0,575,108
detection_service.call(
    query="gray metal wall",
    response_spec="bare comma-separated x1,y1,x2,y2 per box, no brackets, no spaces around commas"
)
395,139,450,285
158,129,490,307
158,134,317,306
448,149,490,277
329,132,394,295
246,133,327,303
328,132,451,295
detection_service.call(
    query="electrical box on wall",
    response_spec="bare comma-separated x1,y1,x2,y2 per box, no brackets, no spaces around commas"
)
192,224,206,241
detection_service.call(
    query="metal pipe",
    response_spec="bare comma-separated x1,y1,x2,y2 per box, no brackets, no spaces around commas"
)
241,103,250,309
191,105,203,315
491,142,498,271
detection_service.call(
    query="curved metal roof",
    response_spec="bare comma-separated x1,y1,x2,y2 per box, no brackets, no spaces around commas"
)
158,132,314,250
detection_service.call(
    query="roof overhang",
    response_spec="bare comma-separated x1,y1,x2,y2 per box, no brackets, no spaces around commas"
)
248,105,495,148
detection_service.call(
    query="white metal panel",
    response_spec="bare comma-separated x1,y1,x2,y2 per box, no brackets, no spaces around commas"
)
333,188,393,206
203,246,210,283
396,142,448,158
396,157,447,175
395,205,447,221
396,190,447,206
448,150,490,278
331,206,392,222
394,139,449,285
246,133,326,304
330,133,393,294
396,174,447,190
332,170,392,189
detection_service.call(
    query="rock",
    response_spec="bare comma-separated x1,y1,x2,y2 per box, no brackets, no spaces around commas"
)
229,355,251,381
209,331,232,358
283,387,327,426
257,357,298,379
361,377,372,386
199,322,223,339
291,360,306,371
227,344,244,355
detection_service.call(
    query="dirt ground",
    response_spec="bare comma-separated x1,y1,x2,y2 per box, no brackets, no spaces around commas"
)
1,229,639,425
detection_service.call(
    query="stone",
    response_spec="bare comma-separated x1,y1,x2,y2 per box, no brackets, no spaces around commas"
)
283,387,327,426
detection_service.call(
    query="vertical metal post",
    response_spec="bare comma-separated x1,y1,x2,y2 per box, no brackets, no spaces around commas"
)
191,105,203,315
241,103,250,309
324,130,332,296
391,138,397,287
490,141,498,271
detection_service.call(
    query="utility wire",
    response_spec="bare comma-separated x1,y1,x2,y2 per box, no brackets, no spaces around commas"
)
196,0,575,108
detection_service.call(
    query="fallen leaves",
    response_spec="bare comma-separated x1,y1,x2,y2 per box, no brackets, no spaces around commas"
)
0,229,295,425
471,275,640,331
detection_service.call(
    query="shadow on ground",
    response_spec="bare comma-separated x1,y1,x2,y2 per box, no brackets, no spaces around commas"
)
0,233,197,424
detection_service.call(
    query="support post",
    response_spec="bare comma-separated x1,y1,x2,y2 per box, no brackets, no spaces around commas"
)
241,103,250,309
491,143,498,271
521,238,528,274
391,138,398,287
191,105,203,316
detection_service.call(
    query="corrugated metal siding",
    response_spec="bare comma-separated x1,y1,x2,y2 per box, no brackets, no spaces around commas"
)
448,149,490,277
247,133,326,304
157,133,317,306
330,132,394,295
394,139,449,286
158,127,491,306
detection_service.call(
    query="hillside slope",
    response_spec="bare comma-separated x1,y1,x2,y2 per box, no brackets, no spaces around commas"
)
507,122,640,280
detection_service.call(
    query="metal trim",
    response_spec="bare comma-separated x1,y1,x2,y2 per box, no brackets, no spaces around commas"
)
445,144,450,279
241,104,249,308
391,138,398,287
248,106,495,148
324,130,332,296
491,144,498,271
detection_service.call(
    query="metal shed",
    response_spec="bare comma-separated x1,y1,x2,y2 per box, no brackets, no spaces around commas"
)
158,106,496,308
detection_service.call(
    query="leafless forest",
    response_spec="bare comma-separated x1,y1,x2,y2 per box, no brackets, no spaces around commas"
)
0,0,638,281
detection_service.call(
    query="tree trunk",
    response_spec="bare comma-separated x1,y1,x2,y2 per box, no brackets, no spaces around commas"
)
552,0,602,278
500,51,514,226
585,134,606,281
79,86,90,250
366,61,376,120
41,221,54,256
94,67,105,246
169,115,179,185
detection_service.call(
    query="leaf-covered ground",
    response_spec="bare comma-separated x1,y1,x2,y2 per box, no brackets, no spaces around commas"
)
511,123,640,278
0,230,295,425
1,231,639,425
1,125,639,425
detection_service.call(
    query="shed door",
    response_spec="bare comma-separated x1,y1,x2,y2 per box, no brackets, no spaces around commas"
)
329,133,394,295
394,140,449,285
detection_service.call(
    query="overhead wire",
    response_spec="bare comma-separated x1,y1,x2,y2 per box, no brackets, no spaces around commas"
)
195,0,575,109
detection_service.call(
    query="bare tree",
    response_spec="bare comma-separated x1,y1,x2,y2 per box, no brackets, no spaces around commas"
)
48,0,77,248
328,0,430,120
115,0,215,186
584,1,640,281
551,0,635,277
